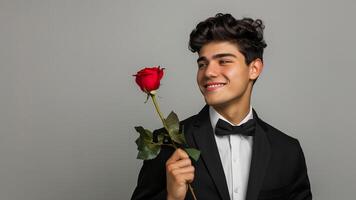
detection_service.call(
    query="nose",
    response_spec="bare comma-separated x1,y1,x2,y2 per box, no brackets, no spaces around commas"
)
204,62,219,77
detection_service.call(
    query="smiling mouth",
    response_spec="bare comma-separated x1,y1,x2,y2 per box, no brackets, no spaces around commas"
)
204,83,226,91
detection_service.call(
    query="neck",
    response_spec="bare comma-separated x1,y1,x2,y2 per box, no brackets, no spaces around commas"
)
212,84,252,125
213,101,250,125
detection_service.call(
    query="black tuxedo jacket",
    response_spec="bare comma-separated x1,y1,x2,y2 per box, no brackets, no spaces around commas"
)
131,105,312,200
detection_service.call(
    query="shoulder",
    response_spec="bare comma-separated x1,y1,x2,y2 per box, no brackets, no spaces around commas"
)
257,118,309,180
180,113,199,128
257,117,303,157
257,119,312,196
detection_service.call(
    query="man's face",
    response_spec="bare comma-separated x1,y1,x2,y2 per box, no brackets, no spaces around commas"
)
196,41,256,108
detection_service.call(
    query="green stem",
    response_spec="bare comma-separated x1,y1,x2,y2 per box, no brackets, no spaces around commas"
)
150,94,178,149
152,143,175,148
150,94,166,128
188,184,198,200
149,93,197,200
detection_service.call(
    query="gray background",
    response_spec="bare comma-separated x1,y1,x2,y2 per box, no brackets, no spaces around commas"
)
1,0,355,199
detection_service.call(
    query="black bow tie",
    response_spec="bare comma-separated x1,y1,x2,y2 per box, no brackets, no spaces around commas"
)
215,118,256,136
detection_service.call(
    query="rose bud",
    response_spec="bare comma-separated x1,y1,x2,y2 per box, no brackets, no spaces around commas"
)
133,66,165,94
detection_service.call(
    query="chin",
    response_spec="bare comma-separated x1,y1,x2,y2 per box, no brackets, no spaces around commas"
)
204,97,227,107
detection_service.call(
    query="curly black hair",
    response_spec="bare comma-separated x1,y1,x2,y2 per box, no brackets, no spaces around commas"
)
189,13,267,65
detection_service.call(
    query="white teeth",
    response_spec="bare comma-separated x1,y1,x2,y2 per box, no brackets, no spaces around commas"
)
207,84,224,88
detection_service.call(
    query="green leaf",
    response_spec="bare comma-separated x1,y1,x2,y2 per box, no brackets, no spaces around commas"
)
180,124,187,144
184,148,201,162
134,126,150,149
144,93,150,103
165,111,179,134
165,111,186,144
134,126,160,160
152,129,166,145
136,144,160,160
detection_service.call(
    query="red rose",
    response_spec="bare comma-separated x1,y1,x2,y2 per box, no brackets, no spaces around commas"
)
133,66,165,93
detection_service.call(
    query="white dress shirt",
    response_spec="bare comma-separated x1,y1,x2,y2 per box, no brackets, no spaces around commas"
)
209,106,254,200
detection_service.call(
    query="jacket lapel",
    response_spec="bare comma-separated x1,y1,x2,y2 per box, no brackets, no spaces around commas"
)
191,105,230,200
245,108,271,200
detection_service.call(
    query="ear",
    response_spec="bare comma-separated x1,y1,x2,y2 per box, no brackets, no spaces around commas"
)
249,58,264,81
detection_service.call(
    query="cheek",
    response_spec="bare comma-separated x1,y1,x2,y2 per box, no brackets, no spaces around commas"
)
224,68,241,79
225,68,249,85
196,71,203,83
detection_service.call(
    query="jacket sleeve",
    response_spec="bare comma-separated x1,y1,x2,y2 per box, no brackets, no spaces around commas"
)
131,146,174,200
288,140,313,200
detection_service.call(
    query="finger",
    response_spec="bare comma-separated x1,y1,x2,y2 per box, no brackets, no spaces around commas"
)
170,158,192,168
166,148,189,164
170,166,195,175
166,158,192,172
180,172,195,184
171,171,195,185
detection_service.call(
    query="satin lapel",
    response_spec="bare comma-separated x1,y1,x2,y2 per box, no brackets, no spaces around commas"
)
245,109,271,200
192,105,230,200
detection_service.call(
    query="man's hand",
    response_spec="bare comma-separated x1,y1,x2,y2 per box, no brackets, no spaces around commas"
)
166,148,195,200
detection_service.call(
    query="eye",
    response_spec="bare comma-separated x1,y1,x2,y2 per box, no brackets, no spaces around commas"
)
219,60,232,65
198,63,207,68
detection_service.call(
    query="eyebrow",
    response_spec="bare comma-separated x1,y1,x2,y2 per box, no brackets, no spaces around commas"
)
197,53,237,63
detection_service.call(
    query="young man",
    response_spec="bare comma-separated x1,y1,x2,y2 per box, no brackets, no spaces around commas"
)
131,13,312,200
